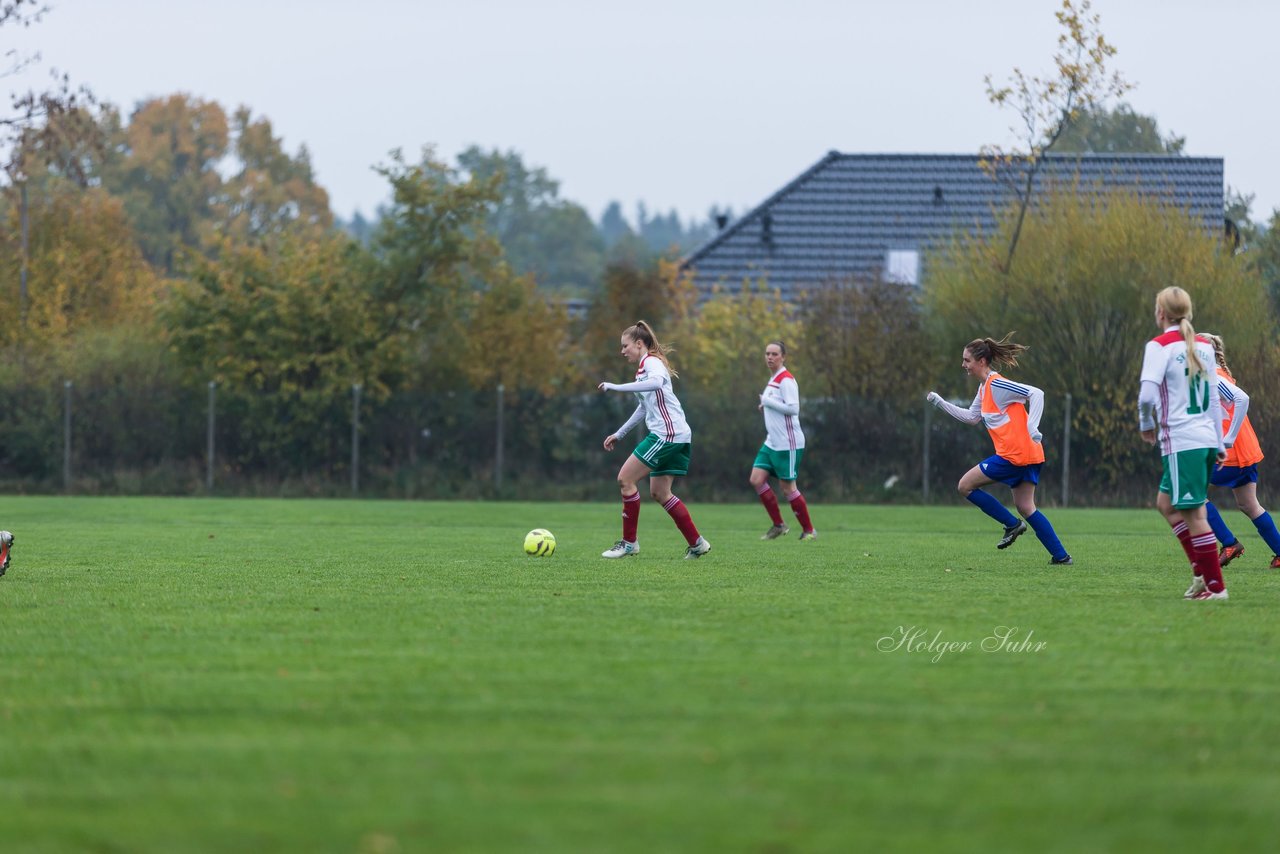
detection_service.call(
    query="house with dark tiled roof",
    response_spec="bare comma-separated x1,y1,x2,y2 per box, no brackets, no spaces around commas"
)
682,152,1225,298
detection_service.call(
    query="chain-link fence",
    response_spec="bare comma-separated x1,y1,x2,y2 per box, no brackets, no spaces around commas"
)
0,378,1202,506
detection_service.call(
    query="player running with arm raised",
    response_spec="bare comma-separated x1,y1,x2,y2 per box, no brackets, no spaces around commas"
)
926,333,1072,565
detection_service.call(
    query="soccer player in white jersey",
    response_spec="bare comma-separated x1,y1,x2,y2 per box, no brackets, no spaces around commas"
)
1138,286,1228,601
926,334,1072,565
0,530,12,577
597,320,711,560
750,340,816,540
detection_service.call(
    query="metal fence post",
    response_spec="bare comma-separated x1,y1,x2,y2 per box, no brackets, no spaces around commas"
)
351,383,362,495
922,398,931,503
1062,393,1072,508
206,381,216,492
20,181,29,337
495,383,505,491
63,380,72,492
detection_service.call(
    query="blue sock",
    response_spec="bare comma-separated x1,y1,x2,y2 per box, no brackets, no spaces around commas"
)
1025,510,1067,560
1251,510,1280,555
966,489,1019,528
1205,502,1236,546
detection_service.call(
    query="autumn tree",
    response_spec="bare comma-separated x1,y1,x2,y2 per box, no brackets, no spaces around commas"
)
678,282,800,400
580,255,695,384
1,0,95,173
982,0,1132,272
162,230,392,470
457,146,604,295
797,279,931,402
461,268,573,393
98,95,230,273
366,147,509,388
0,183,160,351
1053,102,1185,155
216,106,333,242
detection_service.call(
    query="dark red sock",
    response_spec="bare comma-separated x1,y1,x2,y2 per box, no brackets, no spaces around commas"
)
784,490,814,533
1171,521,1197,572
622,491,641,543
662,495,701,546
757,484,784,526
1191,531,1225,593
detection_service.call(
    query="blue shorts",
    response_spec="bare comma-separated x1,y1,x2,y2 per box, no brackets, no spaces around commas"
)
978,455,1041,488
1211,463,1259,489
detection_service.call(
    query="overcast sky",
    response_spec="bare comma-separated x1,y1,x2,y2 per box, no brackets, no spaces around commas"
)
8,0,1277,225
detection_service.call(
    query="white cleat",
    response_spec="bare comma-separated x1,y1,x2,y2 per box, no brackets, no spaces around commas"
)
602,540,640,559
1189,588,1229,601
684,537,711,559
761,524,790,540
1183,576,1207,599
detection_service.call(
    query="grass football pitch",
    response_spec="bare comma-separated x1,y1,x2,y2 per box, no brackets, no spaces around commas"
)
2,496,1279,852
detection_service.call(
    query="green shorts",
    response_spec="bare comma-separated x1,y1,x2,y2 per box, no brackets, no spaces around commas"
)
633,434,692,476
752,444,804,481
1159,447,1217,509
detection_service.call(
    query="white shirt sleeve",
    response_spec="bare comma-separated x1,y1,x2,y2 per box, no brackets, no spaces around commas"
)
1138,341,1166,430
602,377,663,393
1023,385,1045,443
1138,381,1161,431
1205,370,1225,453
761,377,800,415
613,404,645,439
1217,376,1249,448
928,389,983,425
1139,341,1166,385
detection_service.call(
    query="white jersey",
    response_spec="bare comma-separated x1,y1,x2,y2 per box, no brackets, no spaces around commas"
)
609,355,692,443
761,368,805,451
1138,328,1223,455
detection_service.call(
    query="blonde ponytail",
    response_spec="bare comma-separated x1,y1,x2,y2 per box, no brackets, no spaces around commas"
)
1156,287,1205,377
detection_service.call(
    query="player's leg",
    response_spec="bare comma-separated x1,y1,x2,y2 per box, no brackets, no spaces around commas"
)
1011,481,1069,564
602,453,650,557
958,462,1022,543
1206,466,1243,563
1181,504,1226,598
1166,449,1226,599
1158,489,1201,596
751,460,787,538
651,473,707,555
777,477,814,540
1206,501,1243,564
1233,481,1280,565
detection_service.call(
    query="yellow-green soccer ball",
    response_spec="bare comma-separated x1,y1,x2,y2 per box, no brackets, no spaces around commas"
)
524,528,556,557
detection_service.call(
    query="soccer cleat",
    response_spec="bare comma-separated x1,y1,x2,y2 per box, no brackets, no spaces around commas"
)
799,530,818,541
1271,555,1280,570
1189,588,1229,601
761,524,790,540
1183,576,1207,599
997,521,1027,549
1049,554,1073,565
0,530,11,576
684,536,711,559
601,540,640,559
1218,540,1244,567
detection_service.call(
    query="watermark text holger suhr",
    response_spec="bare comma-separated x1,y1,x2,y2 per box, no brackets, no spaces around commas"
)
877,626,1047,663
